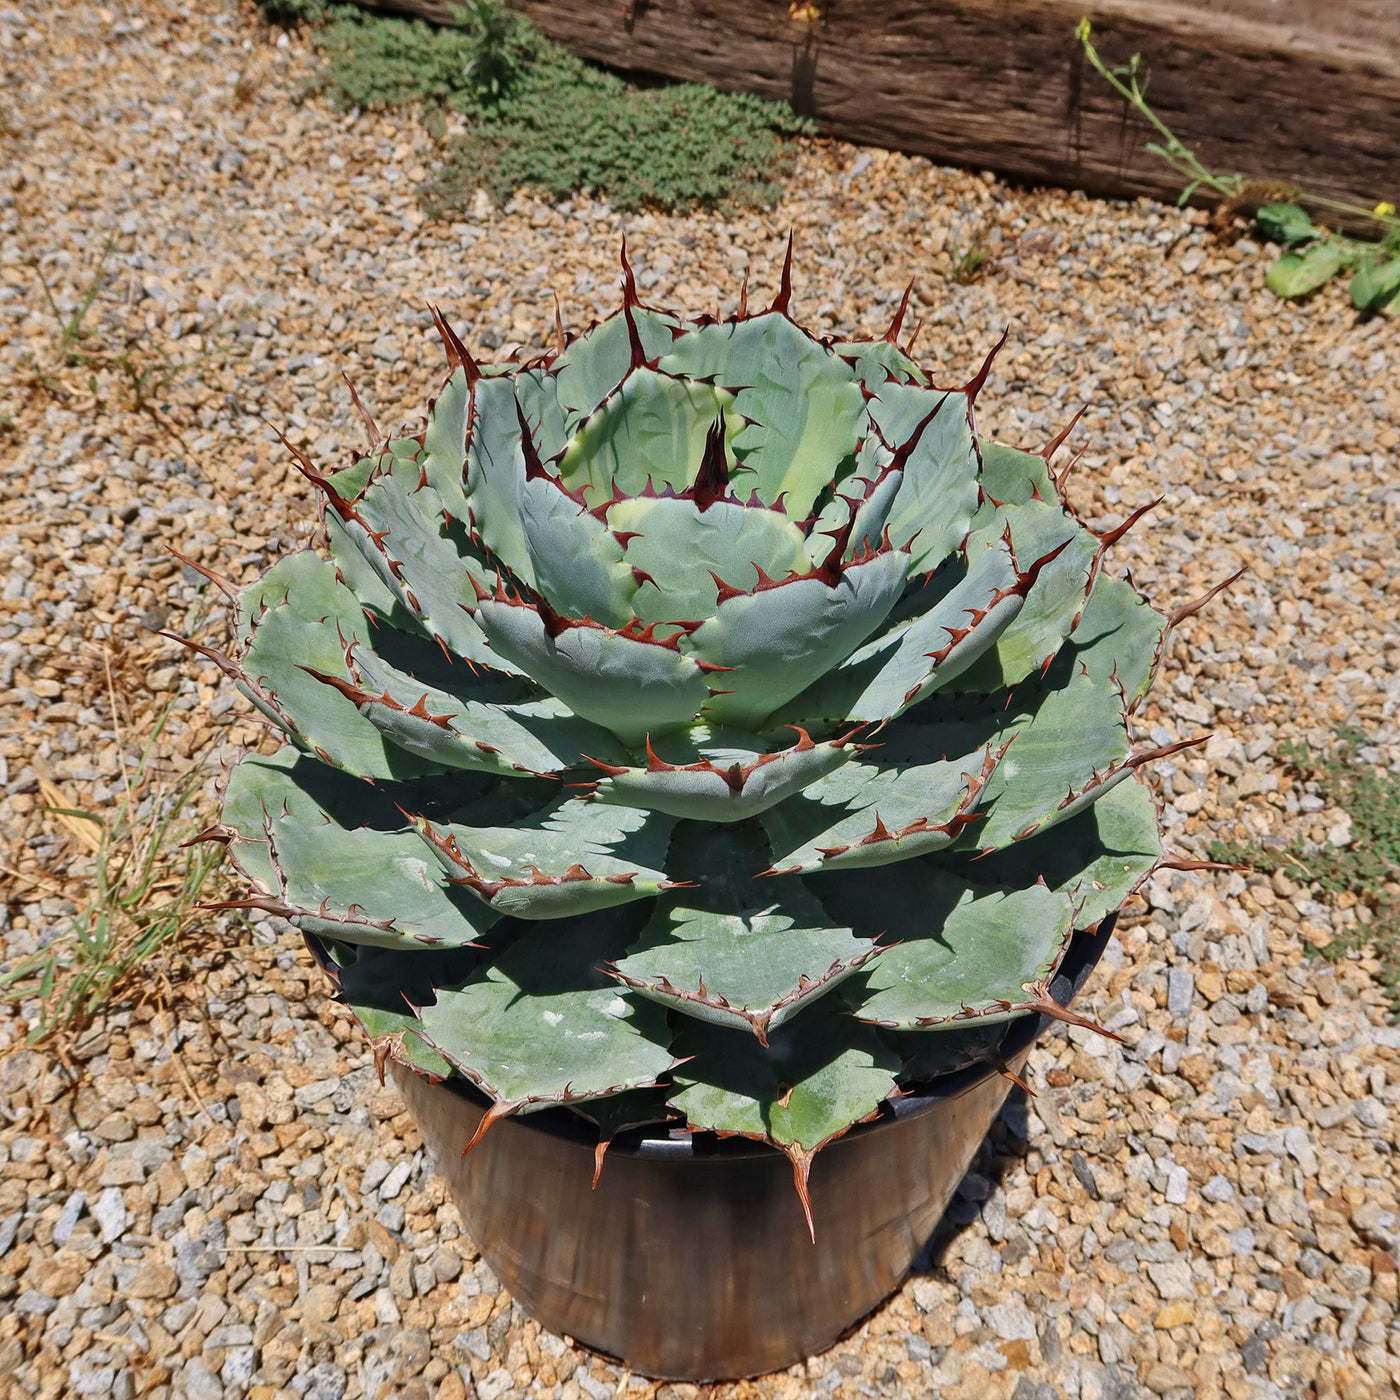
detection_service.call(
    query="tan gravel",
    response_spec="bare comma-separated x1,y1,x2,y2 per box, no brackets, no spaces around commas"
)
1,1,1398,1399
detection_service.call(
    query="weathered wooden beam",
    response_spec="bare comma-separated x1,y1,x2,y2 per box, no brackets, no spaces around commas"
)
348,0,1400,216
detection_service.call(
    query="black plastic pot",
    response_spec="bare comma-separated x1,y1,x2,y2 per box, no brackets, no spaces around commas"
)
390,917,1115,1381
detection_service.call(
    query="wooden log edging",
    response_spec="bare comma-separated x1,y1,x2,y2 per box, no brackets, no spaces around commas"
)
350,0,1400,215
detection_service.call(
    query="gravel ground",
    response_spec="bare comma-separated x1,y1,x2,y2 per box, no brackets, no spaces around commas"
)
2,1,1399,1398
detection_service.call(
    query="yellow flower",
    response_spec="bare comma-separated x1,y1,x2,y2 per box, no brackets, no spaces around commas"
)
1374,201,1397,219
1076,16,1092,42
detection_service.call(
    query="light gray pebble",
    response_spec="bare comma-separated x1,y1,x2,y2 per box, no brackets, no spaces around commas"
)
1146,1259,1194,1300
1357,1098,1390,1130
1237,1131,1284,1158
986,1300,1035,1341
52,1192,86,1248
175,1237,219,1282
1103,1238,1137,1266
573,1367,612,1400
479,1368,518,1400
457,1328,492,1362
969,1341,1008,1371
1229,1227,1258,1256
1202,1174,1236,1203
179,1360,222,1400
1314,1101,1352,1129
1165,1166,1190,1204
293,1080,338,1110
163,1300,197,1332
432,1246,463,1283
1166,968,1195,1017
205,1324,254,1348
361,1158,392,1196
982,1192,1008,1242
92,1187,129,1244
71,1368,120,1399
296,1362,348,1400
378,1159,412,1201
0,1210,21,1257
1283,1125,1317,1174
221,1346,257,1389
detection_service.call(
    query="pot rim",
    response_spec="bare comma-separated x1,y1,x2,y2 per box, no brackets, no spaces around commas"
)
396,913,1118,1164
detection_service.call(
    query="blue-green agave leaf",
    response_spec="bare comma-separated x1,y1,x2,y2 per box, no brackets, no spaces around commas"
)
953,493,1097,691
325,642,627,777
471,596,711,742
836,872,1077,1028
604,494,813,626
866,382,979,573
692,549,909,728
588,724,859,822
964,776,1162,929
1058,571,1167,706
806,537,1025,725
233,552,441,780
550,305,682,426
557,368,739,508
414,914,676,1114
670,1001,899,1233
610,828,880,1040
220,747,498,949
412,795,677,919
760,742,1000,874
347,459,505,669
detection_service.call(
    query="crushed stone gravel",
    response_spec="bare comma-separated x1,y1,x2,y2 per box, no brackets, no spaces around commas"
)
0,1,1398,1398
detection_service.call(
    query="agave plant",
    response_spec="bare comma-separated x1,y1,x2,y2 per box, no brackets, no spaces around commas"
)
187,245,1226,1233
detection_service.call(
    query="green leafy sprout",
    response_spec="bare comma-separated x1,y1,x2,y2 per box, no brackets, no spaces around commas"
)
947,239,991,286
1076,17,1400,312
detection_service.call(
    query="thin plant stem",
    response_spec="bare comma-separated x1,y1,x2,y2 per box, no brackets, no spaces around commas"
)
1076,17,1399,235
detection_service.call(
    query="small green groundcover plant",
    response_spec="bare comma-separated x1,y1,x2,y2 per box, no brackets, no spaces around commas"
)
185,248,1230,1231
1212,730,1400,1017
1077,18,1400,312
258,0,811,213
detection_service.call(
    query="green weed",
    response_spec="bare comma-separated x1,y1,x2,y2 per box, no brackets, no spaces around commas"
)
19,236,242,444
1211,728,1400,1017
23,236,117,368
0,684,224,1054
1076,16,1400,312
946,240,990,285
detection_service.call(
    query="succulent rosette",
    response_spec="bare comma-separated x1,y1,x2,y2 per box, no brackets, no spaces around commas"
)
194,246,1217,1230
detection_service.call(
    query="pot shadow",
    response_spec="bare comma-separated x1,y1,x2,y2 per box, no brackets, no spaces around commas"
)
908,1083,1035,1275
